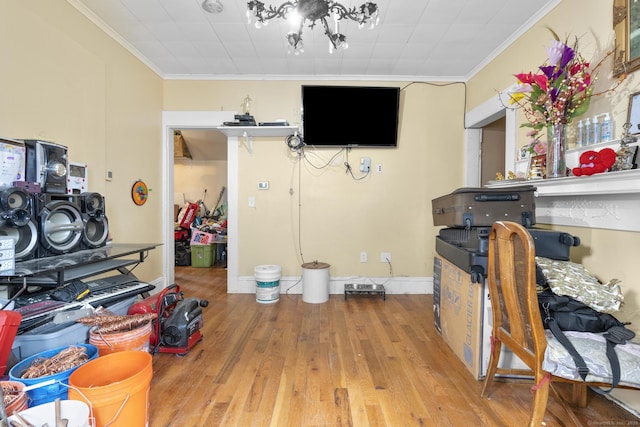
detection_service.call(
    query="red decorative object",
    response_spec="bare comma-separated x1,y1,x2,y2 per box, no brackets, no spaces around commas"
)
572,148,617,176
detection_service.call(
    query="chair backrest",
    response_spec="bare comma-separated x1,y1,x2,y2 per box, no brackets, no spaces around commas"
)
487,221,547,369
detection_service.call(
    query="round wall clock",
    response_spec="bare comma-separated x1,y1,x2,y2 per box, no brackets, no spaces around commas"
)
132,180,149,206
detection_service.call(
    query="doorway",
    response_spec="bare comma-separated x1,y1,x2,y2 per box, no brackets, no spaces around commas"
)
480,117,506,185
174,129,228,270
463,92,517,187
162,111,236,289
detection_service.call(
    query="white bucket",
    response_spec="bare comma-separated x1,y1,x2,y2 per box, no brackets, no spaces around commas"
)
302,261,330,304
7,400,90,427
255,265,281,303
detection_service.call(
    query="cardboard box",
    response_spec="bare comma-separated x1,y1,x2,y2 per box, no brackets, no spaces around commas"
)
434,254,528,380
433,255,484,378
0,138,26,186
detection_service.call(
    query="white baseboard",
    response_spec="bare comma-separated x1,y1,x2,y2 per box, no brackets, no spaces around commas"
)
228,275,433,295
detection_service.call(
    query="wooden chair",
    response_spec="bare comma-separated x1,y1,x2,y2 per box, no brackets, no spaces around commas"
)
480,220,636,426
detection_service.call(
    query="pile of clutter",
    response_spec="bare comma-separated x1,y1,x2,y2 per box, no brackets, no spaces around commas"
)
174,194,227,266
175,201,227,244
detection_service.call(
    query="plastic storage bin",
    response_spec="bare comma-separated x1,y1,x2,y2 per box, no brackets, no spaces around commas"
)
191,245,213,267
11,296,137,361
9,344,99,406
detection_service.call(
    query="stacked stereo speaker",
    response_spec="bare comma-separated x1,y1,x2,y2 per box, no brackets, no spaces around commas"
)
0,140,109,261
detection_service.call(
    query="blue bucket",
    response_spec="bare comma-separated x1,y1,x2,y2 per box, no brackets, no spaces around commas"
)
9,344,98,407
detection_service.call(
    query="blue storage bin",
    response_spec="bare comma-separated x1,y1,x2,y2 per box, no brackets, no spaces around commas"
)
9,344,98,407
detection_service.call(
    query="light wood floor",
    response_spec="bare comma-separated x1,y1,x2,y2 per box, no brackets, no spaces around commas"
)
149,266,640,426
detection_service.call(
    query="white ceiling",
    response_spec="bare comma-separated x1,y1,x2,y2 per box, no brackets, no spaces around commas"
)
67,0,560,81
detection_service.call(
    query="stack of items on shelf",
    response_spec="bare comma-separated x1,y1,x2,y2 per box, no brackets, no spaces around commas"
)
430,185,582,379
0,138,110,264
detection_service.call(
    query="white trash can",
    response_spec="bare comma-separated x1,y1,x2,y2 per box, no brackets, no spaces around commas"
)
302,261,330,303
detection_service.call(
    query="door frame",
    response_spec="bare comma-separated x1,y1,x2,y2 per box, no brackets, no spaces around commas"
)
162,111,236,288
464,89,517,186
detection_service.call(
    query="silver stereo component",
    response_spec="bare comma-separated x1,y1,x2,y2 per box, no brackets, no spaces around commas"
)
67,162,88,194
24,140,69,194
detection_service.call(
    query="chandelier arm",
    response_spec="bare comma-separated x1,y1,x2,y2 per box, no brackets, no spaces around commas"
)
328,3,366,24
250,1,297,22
321,17,339,50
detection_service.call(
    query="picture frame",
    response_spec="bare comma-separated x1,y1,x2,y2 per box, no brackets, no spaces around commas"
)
611,145,639,171
627,91,640,135
613,0,640,76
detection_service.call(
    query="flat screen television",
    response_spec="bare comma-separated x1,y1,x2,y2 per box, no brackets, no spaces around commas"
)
301,85,400,148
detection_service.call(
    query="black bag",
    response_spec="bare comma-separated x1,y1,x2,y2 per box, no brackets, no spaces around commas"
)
175,242,191,266
538,290,635,390
538,290,625,332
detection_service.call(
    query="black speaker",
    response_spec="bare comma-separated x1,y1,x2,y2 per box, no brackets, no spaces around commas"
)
78,192,109,249
80,192,105,218
81,215,109,249
0,187,32,227
36,193,84,256
23,140,69,194
0,191,38,260
0,219,38,261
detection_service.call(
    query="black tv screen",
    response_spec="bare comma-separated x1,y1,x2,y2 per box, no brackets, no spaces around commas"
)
301,85,400,148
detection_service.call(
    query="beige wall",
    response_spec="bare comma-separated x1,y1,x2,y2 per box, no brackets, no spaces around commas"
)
174,160,228,209
469,0,640,326
0,0,164,281
165,81,466,278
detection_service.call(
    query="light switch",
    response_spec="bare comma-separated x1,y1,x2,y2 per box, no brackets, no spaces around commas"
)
248,196,255,208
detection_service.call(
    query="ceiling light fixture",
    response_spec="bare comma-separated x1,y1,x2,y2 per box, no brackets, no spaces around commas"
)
246,0,379,55
202,0,224,14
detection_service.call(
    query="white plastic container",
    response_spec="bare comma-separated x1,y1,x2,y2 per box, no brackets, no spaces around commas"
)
302,262,330,304
7,400,90,427
576,120,584,147
600,113,613,142
255,265,281,303
584,118,592,145
591,114,600,144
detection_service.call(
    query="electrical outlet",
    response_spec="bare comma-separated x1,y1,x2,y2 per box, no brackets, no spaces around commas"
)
380,252,391,263
360,251,368,263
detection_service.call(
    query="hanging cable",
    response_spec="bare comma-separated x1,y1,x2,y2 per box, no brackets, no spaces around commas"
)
286,133,305,152
344,147,371,181
297,150,305,265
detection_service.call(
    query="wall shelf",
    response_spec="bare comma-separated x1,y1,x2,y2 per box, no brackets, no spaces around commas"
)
216,126,298,138
216,126,299,154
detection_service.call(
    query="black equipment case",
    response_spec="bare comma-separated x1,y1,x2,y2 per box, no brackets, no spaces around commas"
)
435,227,581,283
432,185,536,228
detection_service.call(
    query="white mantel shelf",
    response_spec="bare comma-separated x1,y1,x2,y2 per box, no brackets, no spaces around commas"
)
487,169,640,196
486,170,640,232
217,125,298,154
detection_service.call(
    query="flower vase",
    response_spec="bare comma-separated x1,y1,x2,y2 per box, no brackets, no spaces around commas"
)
546,124,567,178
